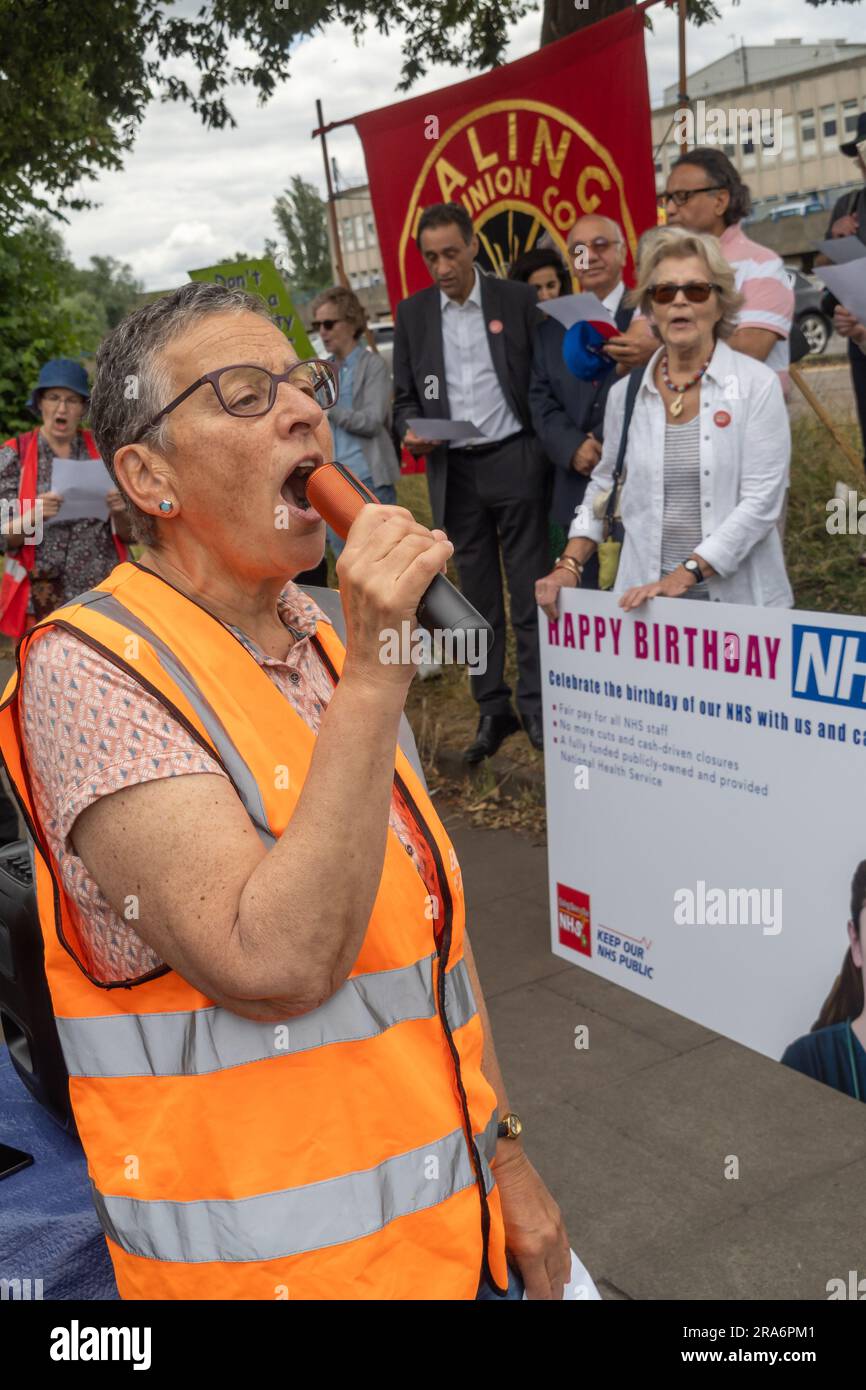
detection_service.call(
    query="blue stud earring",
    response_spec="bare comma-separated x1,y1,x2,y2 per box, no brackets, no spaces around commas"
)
158,499,173,513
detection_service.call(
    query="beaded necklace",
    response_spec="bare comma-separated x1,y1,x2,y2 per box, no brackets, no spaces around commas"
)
661,354,712,417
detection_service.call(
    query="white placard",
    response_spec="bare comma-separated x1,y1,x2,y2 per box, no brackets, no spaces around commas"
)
48,455,113,524
538,292,617,331
541,590,866,1061
814,260,866,324
814,236,866,266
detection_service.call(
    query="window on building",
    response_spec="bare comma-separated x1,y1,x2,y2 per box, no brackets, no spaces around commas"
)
843,99,859,135
342,217,355,252
821,103,838,151
781,114,796,163
799,109,816,158
759,116,778,160
354,215,366,250
742,137,756,170
366,215,376,243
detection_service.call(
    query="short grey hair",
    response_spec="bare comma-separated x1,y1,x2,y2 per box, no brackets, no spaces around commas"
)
627,226,743,340
89,281,273,545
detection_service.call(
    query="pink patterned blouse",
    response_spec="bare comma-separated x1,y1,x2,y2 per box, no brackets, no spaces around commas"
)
20,582,433,985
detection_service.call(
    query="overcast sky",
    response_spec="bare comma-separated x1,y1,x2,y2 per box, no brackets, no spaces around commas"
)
61,0,860,289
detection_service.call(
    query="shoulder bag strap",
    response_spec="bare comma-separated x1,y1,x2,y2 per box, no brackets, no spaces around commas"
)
604,367,643,527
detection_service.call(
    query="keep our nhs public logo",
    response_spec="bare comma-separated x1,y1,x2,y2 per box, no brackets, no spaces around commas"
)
791,624,866,709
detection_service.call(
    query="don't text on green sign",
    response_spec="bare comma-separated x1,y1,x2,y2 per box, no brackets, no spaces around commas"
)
187,259,314,360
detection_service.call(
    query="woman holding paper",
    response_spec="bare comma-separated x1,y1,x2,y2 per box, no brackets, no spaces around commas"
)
535,229,793,617
0,358,131,634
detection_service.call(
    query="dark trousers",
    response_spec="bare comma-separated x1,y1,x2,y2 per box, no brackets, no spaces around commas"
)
443,435,549,720
850,340,866,473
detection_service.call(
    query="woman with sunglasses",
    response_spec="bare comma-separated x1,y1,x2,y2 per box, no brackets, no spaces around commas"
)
310,285,400,559
0,281,570,1301
535,228,792,616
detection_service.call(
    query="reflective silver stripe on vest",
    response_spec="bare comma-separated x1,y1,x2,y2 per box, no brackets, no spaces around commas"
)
92,1111,499,1264
55,955,476,1078
63,589,275,848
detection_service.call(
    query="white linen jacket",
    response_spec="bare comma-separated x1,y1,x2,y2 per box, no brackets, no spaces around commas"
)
568,339,793,607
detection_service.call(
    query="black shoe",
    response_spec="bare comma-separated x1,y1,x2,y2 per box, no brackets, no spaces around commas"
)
522,713,544,751
463,711,521,765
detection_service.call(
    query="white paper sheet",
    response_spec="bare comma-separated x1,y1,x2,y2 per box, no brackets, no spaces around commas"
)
405,417,484,442
520,1248,602,1301
814,236,866,266
48,455,114,524
815,261,866,325
539,292,618,331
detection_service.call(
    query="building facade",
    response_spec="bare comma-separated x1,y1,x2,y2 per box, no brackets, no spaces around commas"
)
652,39,866,214
325,184,390,320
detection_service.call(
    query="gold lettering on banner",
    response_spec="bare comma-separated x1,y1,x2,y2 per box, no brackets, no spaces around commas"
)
531,118,572,178
435,157,467,203
467,125,499,172
398,99,639,300
466,176,490,213
577,165,612,214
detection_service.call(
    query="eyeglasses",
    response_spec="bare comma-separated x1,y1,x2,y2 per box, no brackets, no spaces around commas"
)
41,392,85,407
571,237,623,257
310,318,343,332
129,360,339,444
658,186,724,208
649,281,721,304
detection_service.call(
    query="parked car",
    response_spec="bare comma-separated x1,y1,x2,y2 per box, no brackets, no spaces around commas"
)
769,198,825,222
783,268,833,355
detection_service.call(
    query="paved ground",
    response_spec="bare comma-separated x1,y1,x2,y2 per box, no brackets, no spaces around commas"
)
443,806,866,1302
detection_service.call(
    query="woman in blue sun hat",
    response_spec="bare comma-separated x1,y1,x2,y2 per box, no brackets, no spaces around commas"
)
0,358,131,635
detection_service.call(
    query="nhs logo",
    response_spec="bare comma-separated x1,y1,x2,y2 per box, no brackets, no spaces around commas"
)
792,624,866,708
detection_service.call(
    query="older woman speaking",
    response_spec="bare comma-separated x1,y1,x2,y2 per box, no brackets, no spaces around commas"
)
535,228,792,616
0,282,568,1302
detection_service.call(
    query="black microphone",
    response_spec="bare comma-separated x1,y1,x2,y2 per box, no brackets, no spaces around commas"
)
305,461,494,653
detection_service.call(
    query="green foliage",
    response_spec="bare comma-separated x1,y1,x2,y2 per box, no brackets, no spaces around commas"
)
0,219,81,437
0,218,144,435
1,0,536,226
273,177,332,297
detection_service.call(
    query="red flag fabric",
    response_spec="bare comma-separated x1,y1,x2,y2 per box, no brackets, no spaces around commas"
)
352,8,656,313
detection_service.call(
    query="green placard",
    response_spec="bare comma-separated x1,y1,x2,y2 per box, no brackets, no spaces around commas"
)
187,259,314,359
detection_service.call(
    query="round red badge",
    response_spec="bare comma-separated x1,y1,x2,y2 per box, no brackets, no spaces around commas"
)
488,319,504,334
713,410,731,427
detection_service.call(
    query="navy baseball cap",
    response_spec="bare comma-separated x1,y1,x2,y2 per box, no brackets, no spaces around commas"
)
26,358,91,415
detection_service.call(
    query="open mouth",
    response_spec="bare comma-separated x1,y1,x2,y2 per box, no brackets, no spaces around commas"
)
280,460,318,512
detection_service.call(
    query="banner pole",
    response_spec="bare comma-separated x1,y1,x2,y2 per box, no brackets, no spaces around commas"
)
317,98,350,291
315,99,379,351
677,0,689,153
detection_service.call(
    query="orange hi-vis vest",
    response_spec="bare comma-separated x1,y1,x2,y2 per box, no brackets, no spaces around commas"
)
0,561,508,1300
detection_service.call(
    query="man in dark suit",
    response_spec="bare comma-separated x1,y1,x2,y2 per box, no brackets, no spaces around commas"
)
393,202,549,763
529,214,632,587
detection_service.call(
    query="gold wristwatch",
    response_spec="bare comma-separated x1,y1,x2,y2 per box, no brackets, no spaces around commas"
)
497,1112,523,1140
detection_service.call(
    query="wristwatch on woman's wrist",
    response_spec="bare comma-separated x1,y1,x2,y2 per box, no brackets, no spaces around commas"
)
682,559,704,584
497,1112,523,1140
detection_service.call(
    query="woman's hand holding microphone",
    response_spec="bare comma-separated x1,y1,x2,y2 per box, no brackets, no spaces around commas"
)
336,505,454,694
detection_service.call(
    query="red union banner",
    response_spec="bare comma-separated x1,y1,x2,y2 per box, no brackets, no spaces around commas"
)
351,8,656,311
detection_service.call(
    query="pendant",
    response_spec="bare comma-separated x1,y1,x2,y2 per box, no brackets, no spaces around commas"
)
670,394,684,418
